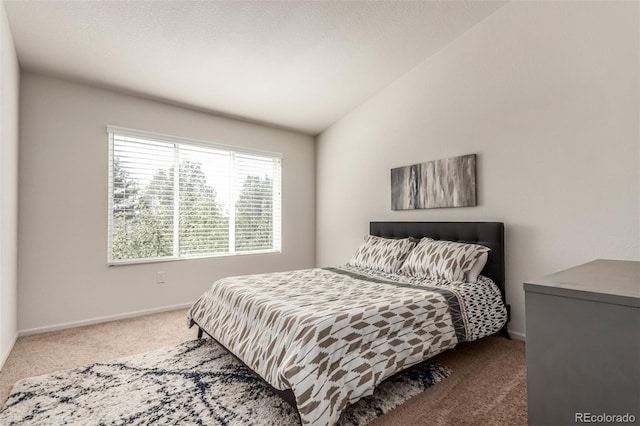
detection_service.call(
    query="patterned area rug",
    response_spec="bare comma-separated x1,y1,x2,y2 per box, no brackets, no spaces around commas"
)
0,338,450,425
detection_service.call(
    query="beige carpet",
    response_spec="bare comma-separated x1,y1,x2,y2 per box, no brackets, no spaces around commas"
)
0,308,527,425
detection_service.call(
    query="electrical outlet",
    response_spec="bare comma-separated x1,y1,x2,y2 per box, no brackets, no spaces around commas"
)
156,271,165,284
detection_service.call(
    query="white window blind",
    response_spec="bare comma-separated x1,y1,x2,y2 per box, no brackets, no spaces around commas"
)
108,126,282,264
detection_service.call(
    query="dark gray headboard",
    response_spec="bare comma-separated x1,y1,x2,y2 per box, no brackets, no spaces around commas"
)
369,221,505,301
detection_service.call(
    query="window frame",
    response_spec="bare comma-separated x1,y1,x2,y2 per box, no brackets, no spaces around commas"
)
107,125,282,266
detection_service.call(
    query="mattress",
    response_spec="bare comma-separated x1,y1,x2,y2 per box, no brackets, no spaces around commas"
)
187,265,507,425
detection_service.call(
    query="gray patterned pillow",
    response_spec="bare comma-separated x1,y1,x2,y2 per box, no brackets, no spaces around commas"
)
399,238,490,282
348,235,416,274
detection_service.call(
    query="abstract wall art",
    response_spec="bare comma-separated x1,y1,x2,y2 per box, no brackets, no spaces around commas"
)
391,153,477,210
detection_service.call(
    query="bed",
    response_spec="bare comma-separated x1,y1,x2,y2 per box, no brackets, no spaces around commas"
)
188,221,508,425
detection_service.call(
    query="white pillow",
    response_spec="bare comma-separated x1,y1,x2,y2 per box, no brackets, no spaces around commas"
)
465,252,488,283
400,238,490,282
348,235,416,274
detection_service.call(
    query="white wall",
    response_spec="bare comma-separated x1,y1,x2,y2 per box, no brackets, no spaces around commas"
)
18,73,315,332
316,1,639,338
0,1,20,367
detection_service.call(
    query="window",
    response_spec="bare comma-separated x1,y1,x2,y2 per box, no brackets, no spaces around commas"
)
107,126,281,264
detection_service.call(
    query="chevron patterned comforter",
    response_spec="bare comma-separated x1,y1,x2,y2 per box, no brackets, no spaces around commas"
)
187,266,507,426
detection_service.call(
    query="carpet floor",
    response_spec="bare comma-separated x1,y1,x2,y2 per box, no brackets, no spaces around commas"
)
0,308,527,425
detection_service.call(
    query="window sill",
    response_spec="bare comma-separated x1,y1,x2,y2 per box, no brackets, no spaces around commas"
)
108,249,282,266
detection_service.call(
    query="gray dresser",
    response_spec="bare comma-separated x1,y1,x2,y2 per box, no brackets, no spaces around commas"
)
524,259,639,426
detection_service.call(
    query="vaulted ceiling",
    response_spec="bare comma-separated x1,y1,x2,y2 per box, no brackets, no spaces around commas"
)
4,1,507,135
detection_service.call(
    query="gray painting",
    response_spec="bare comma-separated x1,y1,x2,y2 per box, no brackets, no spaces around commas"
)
391,154,476,210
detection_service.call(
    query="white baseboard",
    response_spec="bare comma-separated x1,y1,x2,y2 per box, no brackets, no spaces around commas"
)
18,302,193,337
508,329,526,341
0,333,18,371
